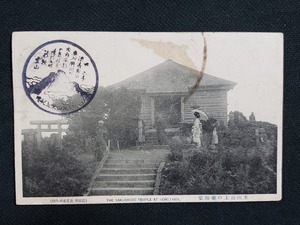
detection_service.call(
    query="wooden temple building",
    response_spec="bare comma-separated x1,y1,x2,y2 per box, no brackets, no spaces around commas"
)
113,60,237,129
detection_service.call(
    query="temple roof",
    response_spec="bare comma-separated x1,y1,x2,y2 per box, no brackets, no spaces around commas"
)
112,60,237,93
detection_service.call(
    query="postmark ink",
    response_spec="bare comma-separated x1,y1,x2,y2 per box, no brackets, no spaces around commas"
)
22,40,99,115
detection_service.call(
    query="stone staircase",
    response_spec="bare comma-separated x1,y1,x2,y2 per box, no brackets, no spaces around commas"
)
145,130,159,145
88,149,169,195
135,129,170,151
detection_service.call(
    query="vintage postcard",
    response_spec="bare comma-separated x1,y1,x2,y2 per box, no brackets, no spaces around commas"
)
13,32,283,204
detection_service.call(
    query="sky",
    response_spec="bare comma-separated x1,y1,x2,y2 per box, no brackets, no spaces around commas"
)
13,32,283,129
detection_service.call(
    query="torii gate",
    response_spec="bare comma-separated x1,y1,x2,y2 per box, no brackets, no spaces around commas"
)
30,120,69,148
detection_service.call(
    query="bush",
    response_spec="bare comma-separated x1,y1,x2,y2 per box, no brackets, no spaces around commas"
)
66,86,141,150
159,113,278,195
22,141,88,197
159,144,277,195
160,161,188,194
180,123,192,137
219,120,277,148
201,118,217,133
169,137,184,161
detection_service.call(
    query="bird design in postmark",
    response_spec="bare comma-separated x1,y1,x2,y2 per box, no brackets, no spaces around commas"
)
23,40,99,114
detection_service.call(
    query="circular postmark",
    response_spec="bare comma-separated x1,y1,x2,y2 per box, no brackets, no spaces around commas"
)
22,40,99,115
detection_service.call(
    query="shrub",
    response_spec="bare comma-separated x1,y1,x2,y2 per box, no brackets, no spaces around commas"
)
66,86,141,150
159,113,278,195
180,123,192,137
160,161,188,194
219,120,277,148
201,118,217,133
22,141,88,197
159,144,276,195
169,136,184,161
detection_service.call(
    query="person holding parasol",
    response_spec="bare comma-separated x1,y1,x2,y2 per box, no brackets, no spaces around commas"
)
191,109,208,148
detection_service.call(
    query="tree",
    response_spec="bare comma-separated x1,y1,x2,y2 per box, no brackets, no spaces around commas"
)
65,86,141,149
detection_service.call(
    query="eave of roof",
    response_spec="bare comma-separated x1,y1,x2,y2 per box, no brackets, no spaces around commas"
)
111,60,237,93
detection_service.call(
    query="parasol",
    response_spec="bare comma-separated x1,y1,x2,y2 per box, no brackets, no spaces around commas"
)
191,109,208,121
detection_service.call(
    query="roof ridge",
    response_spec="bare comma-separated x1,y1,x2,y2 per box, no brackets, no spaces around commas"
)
168,59,238,84
111,60,168,87
110,60,237,92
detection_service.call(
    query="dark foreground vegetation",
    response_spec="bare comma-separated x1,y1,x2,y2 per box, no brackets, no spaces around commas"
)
159,118,277,195
22,141,95,197
22,87,141,197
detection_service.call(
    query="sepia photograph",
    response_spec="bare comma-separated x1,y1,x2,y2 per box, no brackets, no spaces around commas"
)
13,32,283,204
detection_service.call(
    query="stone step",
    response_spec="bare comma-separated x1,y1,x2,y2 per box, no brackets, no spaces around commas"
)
107,156,166,161
101,168,157,174
145,140,159,144
103,163,158,169
145,140,158,143
108,154,165,159
145,138,159,142
108,150,168,154
144,137,157,139
145,137,158,141
145,132,157,136
138,145,170,150
145,138,158,141
93,180,155,188
96,174,156,181
108,149,171,154
105,159,160,164
90,187,154,195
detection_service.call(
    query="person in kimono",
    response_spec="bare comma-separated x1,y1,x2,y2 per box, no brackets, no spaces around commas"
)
192,112,202,148
94,120,107,161
155,114,167,145
138,119,145,144
211,127,219,148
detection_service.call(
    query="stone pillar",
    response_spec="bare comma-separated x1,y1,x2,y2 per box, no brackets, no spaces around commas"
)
58,124,62,149
255,128,260,146
36,124,42,148
151,97,155,127
181,97,184,122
